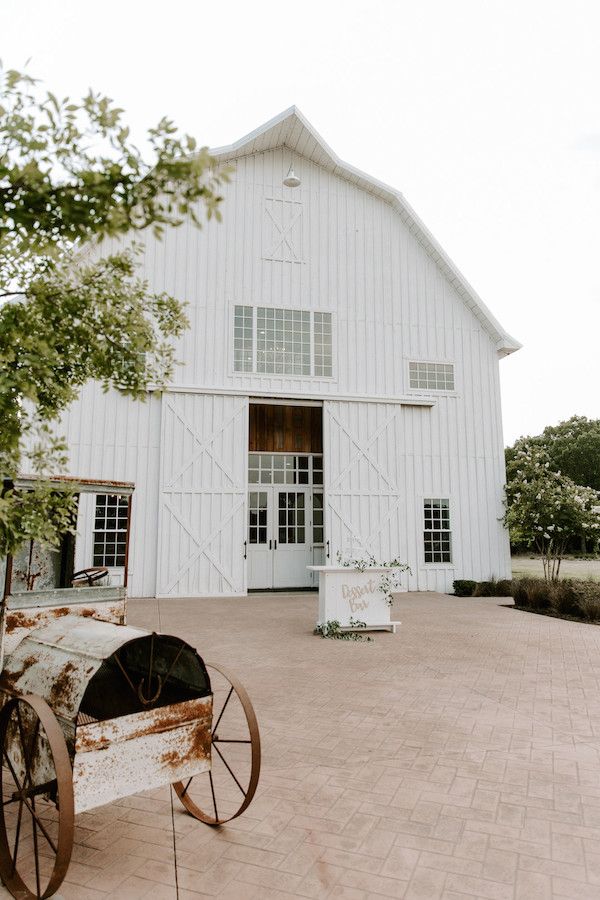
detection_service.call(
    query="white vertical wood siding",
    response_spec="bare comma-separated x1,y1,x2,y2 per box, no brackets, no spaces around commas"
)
119,148,503,403
57,384,161,598
59,144,511,595
156,393,248,597
324,398,510,592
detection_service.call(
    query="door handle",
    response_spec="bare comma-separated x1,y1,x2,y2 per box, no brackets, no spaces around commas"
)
269,539,272,550
274,540,277,550
326,540,330,559
243,540,247,560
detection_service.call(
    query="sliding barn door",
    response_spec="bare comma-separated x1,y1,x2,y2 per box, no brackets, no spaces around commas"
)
157,394,248,597
323,400,404,564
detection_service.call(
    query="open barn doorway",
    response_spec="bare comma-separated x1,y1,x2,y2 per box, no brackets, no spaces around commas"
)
247,403,324,590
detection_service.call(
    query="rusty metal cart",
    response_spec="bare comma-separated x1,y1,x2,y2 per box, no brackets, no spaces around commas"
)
0,476,261,900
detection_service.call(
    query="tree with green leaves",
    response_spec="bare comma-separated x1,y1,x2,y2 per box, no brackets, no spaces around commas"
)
0,66,228,557
504,444,600,580
506,416,600,492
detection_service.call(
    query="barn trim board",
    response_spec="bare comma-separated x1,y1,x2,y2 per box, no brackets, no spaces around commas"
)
53,106,518,599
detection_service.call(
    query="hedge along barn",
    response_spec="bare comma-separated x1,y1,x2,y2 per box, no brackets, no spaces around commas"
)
57,107,520,599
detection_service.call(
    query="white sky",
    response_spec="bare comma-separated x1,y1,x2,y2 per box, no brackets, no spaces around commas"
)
3,0,599,445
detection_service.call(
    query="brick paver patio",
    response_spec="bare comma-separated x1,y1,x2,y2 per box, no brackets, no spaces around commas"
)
4,590,600,899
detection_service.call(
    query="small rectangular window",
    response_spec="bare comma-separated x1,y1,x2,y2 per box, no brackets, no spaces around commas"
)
93,495,128,567
409,362,454,391
423,498,452,563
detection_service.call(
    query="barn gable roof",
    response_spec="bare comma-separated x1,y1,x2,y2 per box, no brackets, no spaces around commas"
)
210,106,520,358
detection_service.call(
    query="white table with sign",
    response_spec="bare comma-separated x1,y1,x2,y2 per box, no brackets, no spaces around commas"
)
308,565,404,633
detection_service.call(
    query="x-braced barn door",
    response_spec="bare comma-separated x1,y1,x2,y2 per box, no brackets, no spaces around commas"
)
157,394,248,597
323,400,404,565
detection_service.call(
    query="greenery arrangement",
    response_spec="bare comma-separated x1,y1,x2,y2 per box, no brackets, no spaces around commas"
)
314,619,373,642
336,551,410,607
0,66,228,556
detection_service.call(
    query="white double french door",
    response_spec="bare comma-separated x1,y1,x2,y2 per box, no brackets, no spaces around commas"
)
247,486,313,589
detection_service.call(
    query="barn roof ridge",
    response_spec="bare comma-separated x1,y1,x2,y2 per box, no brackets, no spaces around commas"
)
210,106,521,358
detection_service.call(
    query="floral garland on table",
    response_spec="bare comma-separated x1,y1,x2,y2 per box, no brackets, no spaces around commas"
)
336,551,411,607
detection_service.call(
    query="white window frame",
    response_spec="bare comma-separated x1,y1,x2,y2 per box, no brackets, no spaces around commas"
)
93,494,129,568
422,497,454,567
407,359,456,394
231,305,335,380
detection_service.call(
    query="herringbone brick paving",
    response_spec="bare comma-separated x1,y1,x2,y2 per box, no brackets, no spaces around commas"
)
4,591,600,899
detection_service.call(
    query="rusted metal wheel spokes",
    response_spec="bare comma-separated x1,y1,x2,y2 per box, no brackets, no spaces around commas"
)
173,663,260,825
0,694,74,900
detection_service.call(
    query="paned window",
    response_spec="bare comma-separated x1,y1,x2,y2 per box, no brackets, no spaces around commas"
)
248,492,268,544
233,306,332,377
409,362,454,391
233,305,254,372
278,492,306,545
248,454,321,485
423,499,452,563
257,307,310,375
313,312,333,376
93,495,128,567
312,493,324,544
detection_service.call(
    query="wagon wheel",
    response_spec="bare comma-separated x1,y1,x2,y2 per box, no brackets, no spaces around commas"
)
173,663,260,825
0,694,74,900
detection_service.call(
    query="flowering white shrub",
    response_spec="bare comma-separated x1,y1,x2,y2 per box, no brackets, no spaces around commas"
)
504,445,600,580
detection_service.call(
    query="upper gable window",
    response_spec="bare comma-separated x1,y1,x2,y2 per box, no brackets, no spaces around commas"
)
233,306,332,377
409,361,454,391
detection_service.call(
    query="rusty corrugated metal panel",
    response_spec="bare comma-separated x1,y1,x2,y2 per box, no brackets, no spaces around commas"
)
72,697,212,813
0,616,149,723
14,475,135,495
2,599,125,660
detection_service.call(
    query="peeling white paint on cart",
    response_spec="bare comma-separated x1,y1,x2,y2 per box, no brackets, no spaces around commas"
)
73,697,212,813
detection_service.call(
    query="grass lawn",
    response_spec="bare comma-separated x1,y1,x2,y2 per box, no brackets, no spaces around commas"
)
512,554,600,581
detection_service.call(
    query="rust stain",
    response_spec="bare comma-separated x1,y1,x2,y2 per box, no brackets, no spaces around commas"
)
161,748,182,767
5,612,39,634
160,722,211,770
48,660,78,711
77,729,110,751
6,606,70,634
0,653,39,691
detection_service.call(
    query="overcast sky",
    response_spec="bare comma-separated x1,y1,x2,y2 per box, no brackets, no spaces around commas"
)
3,0,599,445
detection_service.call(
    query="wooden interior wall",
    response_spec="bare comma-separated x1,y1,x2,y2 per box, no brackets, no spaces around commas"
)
249,405,322,453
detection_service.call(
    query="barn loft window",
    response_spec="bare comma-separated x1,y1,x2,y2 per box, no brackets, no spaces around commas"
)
409,361,454,391
93,495,128,567
423,499,452,563
233,306,332,377
233,305,254,372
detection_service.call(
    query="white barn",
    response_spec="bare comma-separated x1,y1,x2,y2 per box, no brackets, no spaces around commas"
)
59,107,520,599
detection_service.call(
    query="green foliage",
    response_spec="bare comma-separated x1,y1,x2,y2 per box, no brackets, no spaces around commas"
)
453,578,513,597
504,444,600,581
453,579,477,596
313,619,373,642
511,577,600,622
473,578,510,597
0,66,229,556
507,416,600,492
